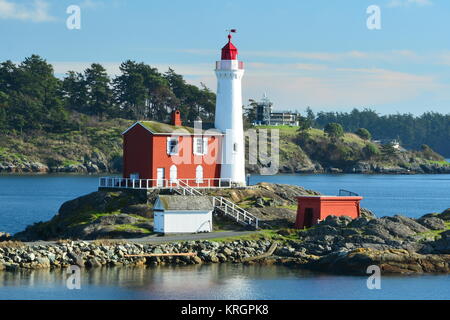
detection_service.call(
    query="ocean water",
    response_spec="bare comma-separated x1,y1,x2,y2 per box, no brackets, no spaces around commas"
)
0,173,449,300
0,264,449,300
1,173,449,234
250,173,450,219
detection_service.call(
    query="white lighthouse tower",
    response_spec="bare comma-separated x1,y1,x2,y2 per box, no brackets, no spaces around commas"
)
214,31,246,186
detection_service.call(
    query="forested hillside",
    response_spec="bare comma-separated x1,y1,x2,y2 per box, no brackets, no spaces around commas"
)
302,108,450,157
0,55,215,134
0,55,448,173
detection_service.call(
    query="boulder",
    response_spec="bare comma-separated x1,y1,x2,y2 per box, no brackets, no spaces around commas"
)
417,216,446,231
86,257,102,268
320,215,352,228
386,215,429,233
307,248,450,275
0,232,11,242
360,208,376,219
440,209,450,221
94,214,139,226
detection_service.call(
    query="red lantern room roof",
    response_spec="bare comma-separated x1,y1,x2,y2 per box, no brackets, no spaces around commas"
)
221,34,238,60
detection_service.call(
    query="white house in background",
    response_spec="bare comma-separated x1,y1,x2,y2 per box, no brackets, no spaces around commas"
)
153,195,214,234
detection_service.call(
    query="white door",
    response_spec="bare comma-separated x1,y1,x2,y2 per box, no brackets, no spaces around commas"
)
157,168,165,187
170,165,177,184
196,165,203,183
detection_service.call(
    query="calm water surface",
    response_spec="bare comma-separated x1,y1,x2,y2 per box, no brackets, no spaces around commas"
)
1,173,449,234
0,264,449,300
0,172,449,300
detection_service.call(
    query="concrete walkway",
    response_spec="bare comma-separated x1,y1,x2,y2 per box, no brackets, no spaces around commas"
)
25,230,259,246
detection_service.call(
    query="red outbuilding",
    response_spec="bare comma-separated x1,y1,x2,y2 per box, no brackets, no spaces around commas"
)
295,195,363,229
122,110,224,188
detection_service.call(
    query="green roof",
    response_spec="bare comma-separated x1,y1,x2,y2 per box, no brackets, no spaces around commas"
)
156,195,214,211
125,121,223,135
140,121,195,134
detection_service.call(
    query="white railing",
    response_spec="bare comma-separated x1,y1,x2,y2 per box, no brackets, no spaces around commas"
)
99,177,259,229
215,60,244,70
212,196,259,229
99,177,232,190
172,180,259,229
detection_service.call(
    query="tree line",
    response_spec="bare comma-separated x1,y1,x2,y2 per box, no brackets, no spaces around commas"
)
1,55,448,157
0,55,216,133
299,108,450,157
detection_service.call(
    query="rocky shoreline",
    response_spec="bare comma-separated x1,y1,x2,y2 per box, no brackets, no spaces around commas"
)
260,161,450,175
2,181,449,275
2,158,449,175
0,161,114,174
1,209,449,275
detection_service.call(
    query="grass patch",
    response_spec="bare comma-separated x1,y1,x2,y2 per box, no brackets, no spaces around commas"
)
428,160,450,166
207,228,301,243
416,222,450,241
113,224,152,234
65,211,122,227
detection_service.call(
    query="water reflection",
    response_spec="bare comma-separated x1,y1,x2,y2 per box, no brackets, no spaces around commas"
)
1,264,449,300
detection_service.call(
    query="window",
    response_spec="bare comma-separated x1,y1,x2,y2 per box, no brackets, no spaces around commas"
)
167,137,178,155
193,137,208,155
233,143,238,152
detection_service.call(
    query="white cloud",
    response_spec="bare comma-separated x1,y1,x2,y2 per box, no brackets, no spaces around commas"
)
0,0,55,22
387,0,433,8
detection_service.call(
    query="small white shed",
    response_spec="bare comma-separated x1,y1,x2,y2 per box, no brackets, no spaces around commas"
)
153,195,214,234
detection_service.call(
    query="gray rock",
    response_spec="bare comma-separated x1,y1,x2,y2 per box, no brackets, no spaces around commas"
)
417,216,446,230
321,215,352,228
386,215,429,233
86,257,102,268
348,217,370,228
0,232,11,241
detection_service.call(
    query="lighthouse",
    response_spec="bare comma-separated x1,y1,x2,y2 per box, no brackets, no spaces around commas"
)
214,31,246,186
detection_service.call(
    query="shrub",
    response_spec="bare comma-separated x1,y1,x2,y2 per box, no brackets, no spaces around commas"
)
363,143,380,159
324,123,344,141
355,128,372,141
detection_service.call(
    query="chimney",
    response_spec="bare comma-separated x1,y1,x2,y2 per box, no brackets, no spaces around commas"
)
171,110,182,126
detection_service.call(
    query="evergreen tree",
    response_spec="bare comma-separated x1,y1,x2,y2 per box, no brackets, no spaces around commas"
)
85,63,113,120
324,122,344,141
355,128,372,141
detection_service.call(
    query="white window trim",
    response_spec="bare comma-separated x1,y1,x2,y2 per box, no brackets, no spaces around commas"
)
167,137,179,156
193,137,208,156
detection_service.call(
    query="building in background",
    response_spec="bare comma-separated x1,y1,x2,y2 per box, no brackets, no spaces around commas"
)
254,93,272,125
269,111,299,126
252,94,299,126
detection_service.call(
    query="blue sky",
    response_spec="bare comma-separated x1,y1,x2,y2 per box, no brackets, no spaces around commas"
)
1,0,449,115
